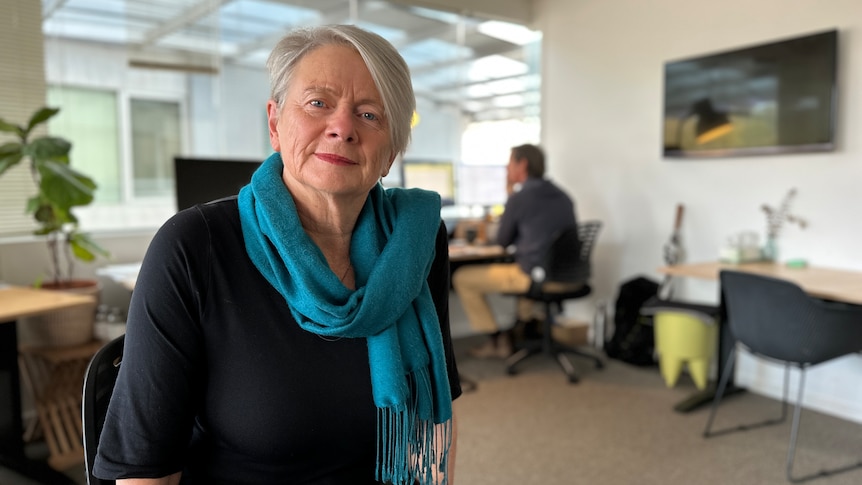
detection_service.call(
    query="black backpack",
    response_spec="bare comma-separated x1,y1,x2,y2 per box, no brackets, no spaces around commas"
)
605,276,659,366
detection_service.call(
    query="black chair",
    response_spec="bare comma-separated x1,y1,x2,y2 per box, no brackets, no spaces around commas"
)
505,220,604,383
705,271,862,482
82,335,125,485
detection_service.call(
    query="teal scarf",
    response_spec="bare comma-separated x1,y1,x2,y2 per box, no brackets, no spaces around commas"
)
238,153,452,484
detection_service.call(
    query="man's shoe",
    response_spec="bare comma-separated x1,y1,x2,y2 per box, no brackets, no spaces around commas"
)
496,331,514,358
468,338,501,359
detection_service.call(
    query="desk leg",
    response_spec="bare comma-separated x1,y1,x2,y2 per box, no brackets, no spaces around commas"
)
673,292,746,413
0,321,76,484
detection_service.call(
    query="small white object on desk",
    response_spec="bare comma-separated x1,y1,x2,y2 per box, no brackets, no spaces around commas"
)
97,262,142,291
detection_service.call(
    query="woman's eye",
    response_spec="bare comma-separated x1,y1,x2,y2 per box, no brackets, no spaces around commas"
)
309,100,325,108
361,112,378,121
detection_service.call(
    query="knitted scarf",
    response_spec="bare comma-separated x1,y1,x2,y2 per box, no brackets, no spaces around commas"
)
238,152,453,484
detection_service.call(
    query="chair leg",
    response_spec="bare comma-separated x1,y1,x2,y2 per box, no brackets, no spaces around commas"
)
704,345,736,438
784,368,862,482
705,346,789,438
787,368,806,482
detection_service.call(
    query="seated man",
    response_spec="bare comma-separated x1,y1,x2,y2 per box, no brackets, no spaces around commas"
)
453,144,578,358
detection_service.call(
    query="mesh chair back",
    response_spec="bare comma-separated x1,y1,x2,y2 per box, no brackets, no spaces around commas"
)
720,271,862,366
82,334,125,485
542,220,602,284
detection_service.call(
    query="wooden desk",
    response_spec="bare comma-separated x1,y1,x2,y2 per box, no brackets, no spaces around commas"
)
658,261,862,305
0,286,94,484
656,261,862,413
448,243,510,263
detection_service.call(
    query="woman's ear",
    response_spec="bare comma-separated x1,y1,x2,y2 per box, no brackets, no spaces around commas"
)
266,100,281,152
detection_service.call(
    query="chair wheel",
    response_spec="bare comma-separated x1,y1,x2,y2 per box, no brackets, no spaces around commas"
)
595,360,604,369
506,367,518,376
567,375,580,384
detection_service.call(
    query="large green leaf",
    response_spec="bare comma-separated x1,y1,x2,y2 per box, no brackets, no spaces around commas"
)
26,107,60,135
37,160,96,209
0,142,23,175
26,136,71,164
0,118,22,135
70,232,109,262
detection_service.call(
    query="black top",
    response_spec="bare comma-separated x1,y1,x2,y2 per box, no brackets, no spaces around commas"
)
496,177,577,273
94,197,461,484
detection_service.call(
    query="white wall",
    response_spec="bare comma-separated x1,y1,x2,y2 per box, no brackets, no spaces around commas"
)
536,0,862,422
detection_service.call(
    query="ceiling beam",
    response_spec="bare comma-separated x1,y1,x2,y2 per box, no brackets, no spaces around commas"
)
387,0,533,25
228,2,389,59
139,0,234,47
42,0,69,20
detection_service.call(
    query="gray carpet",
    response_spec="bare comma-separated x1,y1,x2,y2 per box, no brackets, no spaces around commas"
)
3,338,861,485
454,336,862,485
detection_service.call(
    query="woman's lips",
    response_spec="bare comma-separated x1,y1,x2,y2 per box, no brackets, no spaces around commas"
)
316,153,356,165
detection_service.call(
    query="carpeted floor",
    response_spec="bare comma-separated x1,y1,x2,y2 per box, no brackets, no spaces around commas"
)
453,335,862,485
3,336,861,485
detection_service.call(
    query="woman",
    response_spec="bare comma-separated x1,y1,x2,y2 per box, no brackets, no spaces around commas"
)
94,25,461,484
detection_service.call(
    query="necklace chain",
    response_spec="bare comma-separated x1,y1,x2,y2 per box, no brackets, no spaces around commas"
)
339,262,353,283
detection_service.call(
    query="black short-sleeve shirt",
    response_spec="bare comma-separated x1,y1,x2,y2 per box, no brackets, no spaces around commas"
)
94,197,461,484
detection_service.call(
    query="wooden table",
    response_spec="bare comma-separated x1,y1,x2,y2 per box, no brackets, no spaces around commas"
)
448,243,510,263
658,261,862,304
0,286,95,484
656,261,862,412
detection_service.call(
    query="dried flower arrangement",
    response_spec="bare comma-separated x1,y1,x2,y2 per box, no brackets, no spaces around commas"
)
761,188,807,240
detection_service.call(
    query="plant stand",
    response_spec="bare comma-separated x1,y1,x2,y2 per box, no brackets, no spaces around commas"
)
18,340,103,471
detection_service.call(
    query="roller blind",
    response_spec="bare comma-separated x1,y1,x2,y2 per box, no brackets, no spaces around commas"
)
0,0,46,237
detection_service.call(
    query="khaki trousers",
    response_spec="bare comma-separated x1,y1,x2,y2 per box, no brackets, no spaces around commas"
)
452,262,537,334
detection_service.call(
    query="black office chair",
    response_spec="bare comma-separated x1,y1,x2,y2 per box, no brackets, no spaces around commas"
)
705,271,862,483
82,334,125,485
505,220,604,383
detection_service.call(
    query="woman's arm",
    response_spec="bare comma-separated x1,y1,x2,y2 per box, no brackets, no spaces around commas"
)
117,472,181,485
447,404,458,485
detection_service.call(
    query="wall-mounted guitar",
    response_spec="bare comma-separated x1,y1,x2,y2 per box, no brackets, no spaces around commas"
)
660,203,685,298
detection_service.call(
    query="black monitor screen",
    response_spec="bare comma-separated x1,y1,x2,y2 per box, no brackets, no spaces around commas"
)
663,29,837,158
174,157,262,211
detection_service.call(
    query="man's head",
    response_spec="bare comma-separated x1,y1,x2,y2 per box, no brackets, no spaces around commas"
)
507,144,545,186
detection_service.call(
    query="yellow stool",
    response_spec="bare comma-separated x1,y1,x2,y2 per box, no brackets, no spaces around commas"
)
653,311,717,390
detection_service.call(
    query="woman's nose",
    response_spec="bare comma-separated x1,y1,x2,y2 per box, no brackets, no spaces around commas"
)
326,106,357,143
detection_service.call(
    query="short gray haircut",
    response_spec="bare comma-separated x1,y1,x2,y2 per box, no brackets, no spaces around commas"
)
266,24,415,158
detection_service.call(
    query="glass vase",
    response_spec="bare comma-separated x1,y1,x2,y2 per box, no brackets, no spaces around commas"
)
762,237,779,262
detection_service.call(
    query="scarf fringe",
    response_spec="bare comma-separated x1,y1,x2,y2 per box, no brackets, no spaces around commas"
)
377,369,453,485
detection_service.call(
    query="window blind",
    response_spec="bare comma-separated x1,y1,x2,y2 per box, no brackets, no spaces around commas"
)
0,0,47,237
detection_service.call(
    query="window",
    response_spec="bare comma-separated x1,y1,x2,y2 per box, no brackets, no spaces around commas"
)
130,99,181,199
47,86,121,203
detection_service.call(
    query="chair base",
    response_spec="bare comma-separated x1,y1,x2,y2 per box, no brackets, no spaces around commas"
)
505,331,603,383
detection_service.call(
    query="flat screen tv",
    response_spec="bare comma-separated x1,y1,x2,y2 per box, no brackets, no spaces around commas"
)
174,157,262,211
662,29,837,158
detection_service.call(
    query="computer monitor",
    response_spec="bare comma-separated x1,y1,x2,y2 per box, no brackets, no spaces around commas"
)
174,157,262,211
401,160,455,204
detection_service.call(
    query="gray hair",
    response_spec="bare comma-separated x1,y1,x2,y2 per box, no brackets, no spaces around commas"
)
266,24,415,157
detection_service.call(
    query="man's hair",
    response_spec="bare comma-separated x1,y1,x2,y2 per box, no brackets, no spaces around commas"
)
511,144,546,178
266,24,415,158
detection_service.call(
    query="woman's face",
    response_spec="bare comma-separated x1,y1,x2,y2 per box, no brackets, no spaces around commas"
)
267,44,395,203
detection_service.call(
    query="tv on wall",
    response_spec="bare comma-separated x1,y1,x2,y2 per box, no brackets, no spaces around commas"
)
662,29,838,158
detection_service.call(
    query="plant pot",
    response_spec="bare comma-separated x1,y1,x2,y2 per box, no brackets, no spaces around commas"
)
17,280,100,348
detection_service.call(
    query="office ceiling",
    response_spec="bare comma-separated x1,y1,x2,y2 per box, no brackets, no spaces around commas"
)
41,0,542,122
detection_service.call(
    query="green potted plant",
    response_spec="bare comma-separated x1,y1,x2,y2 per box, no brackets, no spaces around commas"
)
0,106,109,346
